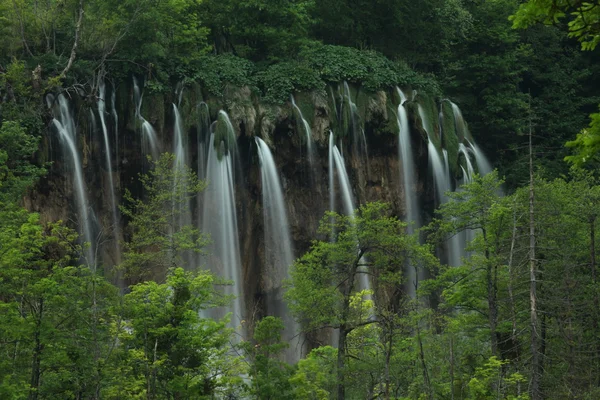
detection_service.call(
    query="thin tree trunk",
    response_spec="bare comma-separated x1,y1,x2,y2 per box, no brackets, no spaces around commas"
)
59,0,84,80
29,300,44,400
507,202,519,357
416,324,433,400
337,325,347,400
483,229,498,356
529,104,541,400
590,216,600,386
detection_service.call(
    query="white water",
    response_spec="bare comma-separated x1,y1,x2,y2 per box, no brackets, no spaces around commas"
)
202,132,244,336
255,137,302,362
328,133,372,306
396,89,421,295
133,77,159,159
52,95,95,267
396,88,420,230
450,100,493,176
290,95,315,169
98,81,121,261
343,82,369,165
171,104,192,254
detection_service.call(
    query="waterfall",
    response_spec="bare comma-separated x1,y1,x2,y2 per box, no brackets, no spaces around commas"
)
450,101,493,176
202,131,244,335
328,132,372,301
396,88,421,230
98,80,121,262
290,95,315,170
51,94,95,267
255,137,302,362
342,82,369,165
172,104,186,170
171,104,192,260
111,83,119,158
133,77,159,159
469,141,493,176
420,104,450,205
395,90,421,296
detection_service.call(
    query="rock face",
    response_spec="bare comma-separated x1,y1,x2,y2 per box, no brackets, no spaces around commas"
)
30,78,482,337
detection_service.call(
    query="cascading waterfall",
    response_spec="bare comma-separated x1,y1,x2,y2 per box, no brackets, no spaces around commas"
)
450,101,493,176
419,104,450,204
290,95,315,170
202,129,244,335
98,80,121,261
419,102,464,267
255,137,302,362
328,132,372,300
171,104,193,263
395,88,421,295
342,82,369,165
396,88,420,230
111,84,118,156
51,94,95,267
133,77,159,159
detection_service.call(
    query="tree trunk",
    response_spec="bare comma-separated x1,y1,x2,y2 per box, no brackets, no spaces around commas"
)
590,216,600,386
529,107,541,400
59,0,84,80
29,300,44,400
337,325,347,400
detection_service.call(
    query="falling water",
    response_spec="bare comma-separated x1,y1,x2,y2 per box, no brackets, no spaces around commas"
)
255,137,302,362
419,104,450,204
328,133,372,302
396,88,420,231
98,81,121,260
51,94,95,267
469,141,493,176
111,83,119,158
171,104,192,257
202,131,244,334
342,82,369,164
419,102,464,267
290,95,315,169
450,101,493,176
133,77,159,159
172,104,186,169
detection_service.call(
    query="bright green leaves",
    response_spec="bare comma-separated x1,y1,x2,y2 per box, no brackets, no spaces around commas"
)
0,121,44,203
565,108,600,167
115,267,237,399
119,153,208,280
241,316,294,399
511,0,600,51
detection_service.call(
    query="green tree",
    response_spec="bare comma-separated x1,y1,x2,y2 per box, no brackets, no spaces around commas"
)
286,202,437,399
106,267,240,399
119,153,208,282
241,316,294,399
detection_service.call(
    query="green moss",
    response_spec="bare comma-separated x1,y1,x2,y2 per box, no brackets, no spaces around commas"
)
214,111,236,159
414,93,440,150
441,100,459,175
141,92,165,138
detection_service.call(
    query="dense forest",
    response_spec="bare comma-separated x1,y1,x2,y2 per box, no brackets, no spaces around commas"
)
2,0,600,399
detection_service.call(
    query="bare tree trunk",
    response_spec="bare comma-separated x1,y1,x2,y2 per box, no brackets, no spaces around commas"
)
59,0,84,80
590,216,600,386
29,300,44,400
507,202,519,357
529,104,541,400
